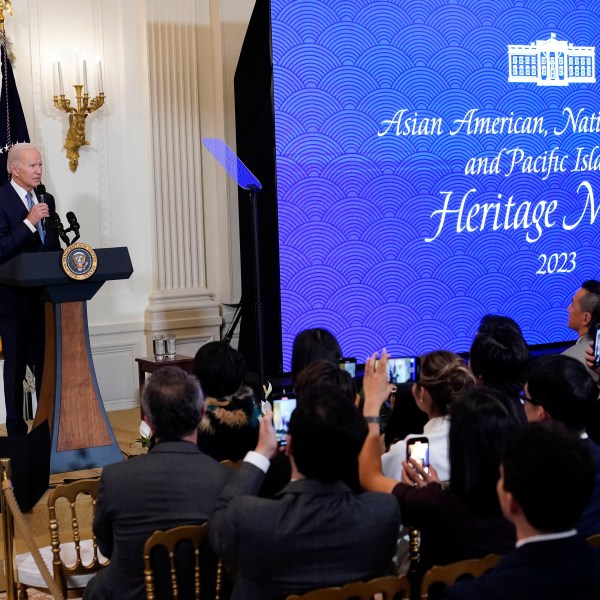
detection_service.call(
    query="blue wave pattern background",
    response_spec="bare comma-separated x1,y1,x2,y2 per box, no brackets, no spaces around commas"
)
271,0,600,368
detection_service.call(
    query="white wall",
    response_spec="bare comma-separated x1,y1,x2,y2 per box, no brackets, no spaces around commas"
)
4,0,255,412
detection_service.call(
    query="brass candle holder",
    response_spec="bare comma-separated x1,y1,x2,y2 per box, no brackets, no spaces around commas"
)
53,85,105,172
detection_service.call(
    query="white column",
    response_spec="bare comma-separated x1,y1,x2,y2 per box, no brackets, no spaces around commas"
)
144,0,226,354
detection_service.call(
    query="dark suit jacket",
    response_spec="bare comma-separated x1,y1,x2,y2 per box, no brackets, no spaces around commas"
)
0,181,60,314
442,535,600,600
578,439,600,537
84,441,232,600
209,462,400,600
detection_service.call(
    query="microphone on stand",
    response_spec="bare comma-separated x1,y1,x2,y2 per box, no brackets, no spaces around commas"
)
51,213,71,247
35,184,46,232
65,211,81,243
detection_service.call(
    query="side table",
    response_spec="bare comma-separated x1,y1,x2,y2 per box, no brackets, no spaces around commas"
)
135,354,194,396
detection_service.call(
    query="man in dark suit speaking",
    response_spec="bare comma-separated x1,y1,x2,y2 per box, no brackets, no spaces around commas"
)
0,143,60,436
209,372,400,600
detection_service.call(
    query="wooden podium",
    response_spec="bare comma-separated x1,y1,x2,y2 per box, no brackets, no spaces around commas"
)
0,248,133,473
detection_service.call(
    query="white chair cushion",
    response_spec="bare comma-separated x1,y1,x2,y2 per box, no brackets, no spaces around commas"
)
16,540,107,589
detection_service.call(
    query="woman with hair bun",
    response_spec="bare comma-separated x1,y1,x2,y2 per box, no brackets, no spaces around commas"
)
382,350,475,483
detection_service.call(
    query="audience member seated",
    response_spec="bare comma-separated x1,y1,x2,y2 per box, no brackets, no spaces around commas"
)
476,314,523,337
209,375,400,600
443,423,600,599
584,303,600,444
468,323,529,414
193,341,259,462
382,351,475,484
522,354,600,537
84,367,231,600
360,352,519,573
563,280,600,383
290,327,342,385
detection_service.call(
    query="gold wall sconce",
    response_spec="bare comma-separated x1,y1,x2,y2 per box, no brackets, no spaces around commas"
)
52,58,105,172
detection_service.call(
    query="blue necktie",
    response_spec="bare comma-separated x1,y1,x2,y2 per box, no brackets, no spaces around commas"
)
25,191,45,243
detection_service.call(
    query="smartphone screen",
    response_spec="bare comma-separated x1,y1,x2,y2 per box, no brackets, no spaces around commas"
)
339,357,357,378
594,325,600,368
407,436,430,474
387,357,419,385
273,397,297,445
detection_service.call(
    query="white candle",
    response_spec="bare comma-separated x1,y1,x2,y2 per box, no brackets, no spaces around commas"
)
97,60,104,93
83,59,88,94
58,62,64,95
75,49,80,83
53,63,58,97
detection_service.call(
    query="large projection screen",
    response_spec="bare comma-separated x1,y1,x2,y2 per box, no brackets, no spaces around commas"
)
270,0,600,370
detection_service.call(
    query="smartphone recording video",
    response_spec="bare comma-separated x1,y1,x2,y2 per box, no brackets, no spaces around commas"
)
387,357,419,385
407,436,429,474
273,396,297,445
339,357,357,378
594,325,600,368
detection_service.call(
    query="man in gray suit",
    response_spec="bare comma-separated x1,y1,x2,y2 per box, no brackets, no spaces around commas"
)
563,280,600,383
84,367,231,600
209,368,400,600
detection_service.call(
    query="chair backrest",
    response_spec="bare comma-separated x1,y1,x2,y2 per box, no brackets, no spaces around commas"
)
285,574,410,600
420,554,502,599
47,477,108,592
143,524,209,600
587,533,600,548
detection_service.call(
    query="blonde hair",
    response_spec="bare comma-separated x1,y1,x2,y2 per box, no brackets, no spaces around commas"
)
417,350,476,415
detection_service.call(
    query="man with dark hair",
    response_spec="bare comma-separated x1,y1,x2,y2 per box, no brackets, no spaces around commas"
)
84,367,231,600
443,423,600,599
563,280,600,382
209,373,399,600
522,354,600,537
476,314,523,337
193,341,259,462
469,325,529,404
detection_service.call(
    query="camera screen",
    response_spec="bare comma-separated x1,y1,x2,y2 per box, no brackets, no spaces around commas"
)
407,439,429,473
339,360,356,378
273,397,296,444
387,357,417,385
594,327,600,364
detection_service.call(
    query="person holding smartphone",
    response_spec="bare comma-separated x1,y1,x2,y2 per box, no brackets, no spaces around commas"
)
359,351,521,573
382,350,475,483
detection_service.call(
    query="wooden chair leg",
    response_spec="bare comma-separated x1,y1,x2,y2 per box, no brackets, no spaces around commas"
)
17,583,28,600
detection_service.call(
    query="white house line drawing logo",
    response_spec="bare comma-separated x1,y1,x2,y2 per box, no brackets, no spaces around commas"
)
508,33,595,86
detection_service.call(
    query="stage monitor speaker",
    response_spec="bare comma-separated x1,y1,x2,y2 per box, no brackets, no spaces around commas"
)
234,0,283,376
0,420,50,512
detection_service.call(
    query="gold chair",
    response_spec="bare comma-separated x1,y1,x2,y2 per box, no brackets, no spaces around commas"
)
420,554,502,599
143,523,227,600
285,574,410,599
15,478,108,599
587,533,600,548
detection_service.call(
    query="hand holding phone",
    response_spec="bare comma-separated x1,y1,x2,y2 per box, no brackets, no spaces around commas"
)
593,325,600,368
273,396,297,445
407,436,429,475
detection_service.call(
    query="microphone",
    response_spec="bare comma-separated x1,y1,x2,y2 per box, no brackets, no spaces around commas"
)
66,211,80,243
35,184,46,232
51,213,71,247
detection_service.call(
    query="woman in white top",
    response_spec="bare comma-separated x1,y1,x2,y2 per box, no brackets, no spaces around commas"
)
381,350,475,483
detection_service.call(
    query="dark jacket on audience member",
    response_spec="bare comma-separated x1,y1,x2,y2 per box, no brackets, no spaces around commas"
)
442,535,600,599
84,441,231,600
209,462,400,600
578,438,600,537
392,481,515,573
